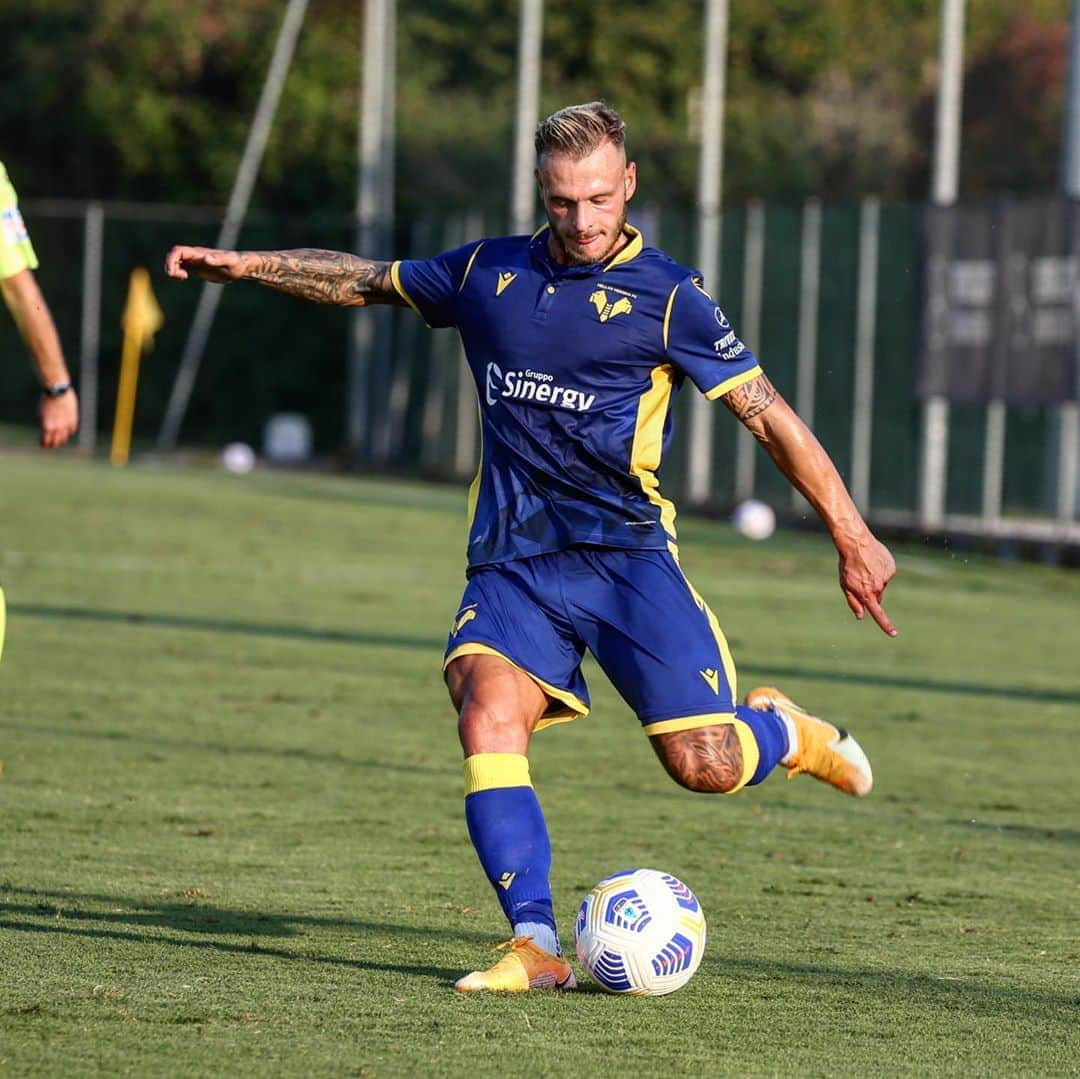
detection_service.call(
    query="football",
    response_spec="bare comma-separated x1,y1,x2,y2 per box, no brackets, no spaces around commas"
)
732,498,776,540
575,869,707,995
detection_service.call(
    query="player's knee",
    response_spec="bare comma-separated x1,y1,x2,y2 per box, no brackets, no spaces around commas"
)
649,724,749,794
457,702,532,755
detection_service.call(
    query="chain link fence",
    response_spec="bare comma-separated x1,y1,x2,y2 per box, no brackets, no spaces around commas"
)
2,196,1075,543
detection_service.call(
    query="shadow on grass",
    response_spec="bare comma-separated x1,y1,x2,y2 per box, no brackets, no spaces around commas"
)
0,885,490,941
0,884,496,984
12,602,1080,706
710,954,1080,1017
0,717,451,777
2,911,1076,1014
0,919,463,985
9,603,440,652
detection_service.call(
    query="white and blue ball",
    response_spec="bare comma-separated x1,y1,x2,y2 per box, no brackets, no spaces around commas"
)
575,869,706,996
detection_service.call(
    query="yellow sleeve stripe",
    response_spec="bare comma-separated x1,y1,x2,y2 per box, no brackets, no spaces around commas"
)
662,283,681,351
704,365,763,401
390,260,424,319
642,715,760,795
459,241,486,292
464,752,531,794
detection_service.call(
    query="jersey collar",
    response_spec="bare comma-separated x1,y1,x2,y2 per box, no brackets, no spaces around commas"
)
530,224,644,276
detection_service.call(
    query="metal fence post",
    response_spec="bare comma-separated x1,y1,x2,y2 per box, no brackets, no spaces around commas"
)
77,200,104,455
792,197,822,512
850,197,880,511
733,200,764,503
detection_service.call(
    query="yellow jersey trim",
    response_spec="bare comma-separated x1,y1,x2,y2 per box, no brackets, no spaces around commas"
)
662,283,681,351
603,224,644,271
704,365,764,401
465,403,483,533
444,643,590,730
629,364,678,539
459,241,486,292
390,261,424,319
530,223,643,270
464,752,531,794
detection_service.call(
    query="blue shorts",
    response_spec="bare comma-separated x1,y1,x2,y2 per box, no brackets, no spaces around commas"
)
443,546,739,735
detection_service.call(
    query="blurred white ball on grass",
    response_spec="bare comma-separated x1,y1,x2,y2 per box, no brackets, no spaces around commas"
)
220,442,256,474
732,499,776,540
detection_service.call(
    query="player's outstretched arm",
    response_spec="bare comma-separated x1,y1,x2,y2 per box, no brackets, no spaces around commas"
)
164,246,406,308
721,374,898,637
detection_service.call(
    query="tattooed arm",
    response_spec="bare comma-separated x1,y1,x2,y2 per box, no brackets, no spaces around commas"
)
721,373,898,636
164,246,405,308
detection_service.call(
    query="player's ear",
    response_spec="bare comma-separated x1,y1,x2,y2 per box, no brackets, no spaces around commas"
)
624,162,637,201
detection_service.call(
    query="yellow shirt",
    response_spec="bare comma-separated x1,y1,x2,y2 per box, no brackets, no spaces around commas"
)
0,161,39,279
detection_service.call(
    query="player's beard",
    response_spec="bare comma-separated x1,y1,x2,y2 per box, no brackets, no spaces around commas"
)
550,207,629,267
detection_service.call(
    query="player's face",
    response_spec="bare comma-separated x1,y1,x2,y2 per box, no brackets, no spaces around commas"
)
537,142,637,266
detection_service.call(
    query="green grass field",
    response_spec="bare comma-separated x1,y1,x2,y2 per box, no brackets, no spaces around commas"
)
1,453,1077,1077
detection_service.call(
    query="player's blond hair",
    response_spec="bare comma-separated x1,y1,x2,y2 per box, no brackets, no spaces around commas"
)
534,102,627,162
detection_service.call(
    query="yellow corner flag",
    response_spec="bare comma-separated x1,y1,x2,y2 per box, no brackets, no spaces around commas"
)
111,268,165,467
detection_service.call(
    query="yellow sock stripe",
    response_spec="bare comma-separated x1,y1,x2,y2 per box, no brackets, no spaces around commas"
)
463,752,531,795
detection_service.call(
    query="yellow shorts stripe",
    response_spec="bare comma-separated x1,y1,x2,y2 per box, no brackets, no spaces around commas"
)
444,642,590,731
642,712,735,736
463,752,531,794
666,553,738,702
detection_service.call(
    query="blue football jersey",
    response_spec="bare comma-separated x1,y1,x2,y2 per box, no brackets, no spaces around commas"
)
392,226,762,568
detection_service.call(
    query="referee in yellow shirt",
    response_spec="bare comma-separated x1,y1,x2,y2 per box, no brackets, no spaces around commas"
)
1,160,78,447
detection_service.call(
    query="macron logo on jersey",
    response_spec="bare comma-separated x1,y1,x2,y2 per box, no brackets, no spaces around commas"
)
485,363,597,412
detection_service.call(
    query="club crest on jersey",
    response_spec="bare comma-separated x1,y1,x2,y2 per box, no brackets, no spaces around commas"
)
589,287,633,323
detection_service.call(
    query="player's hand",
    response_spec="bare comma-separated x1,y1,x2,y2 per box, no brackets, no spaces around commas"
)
838,536,897,637
165,246,247,284
39,389,79,448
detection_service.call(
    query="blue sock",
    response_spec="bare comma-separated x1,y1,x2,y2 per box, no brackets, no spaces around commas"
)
463,753,560,955
734,703,790,786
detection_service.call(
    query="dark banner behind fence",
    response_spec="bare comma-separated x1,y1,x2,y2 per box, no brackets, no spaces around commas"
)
920,196,1080,405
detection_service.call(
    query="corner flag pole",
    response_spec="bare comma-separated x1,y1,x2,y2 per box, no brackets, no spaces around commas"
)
111,268,165,466
158,0,311,448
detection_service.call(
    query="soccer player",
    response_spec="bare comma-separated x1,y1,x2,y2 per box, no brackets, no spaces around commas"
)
0,160,79,448
166,101,896,993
